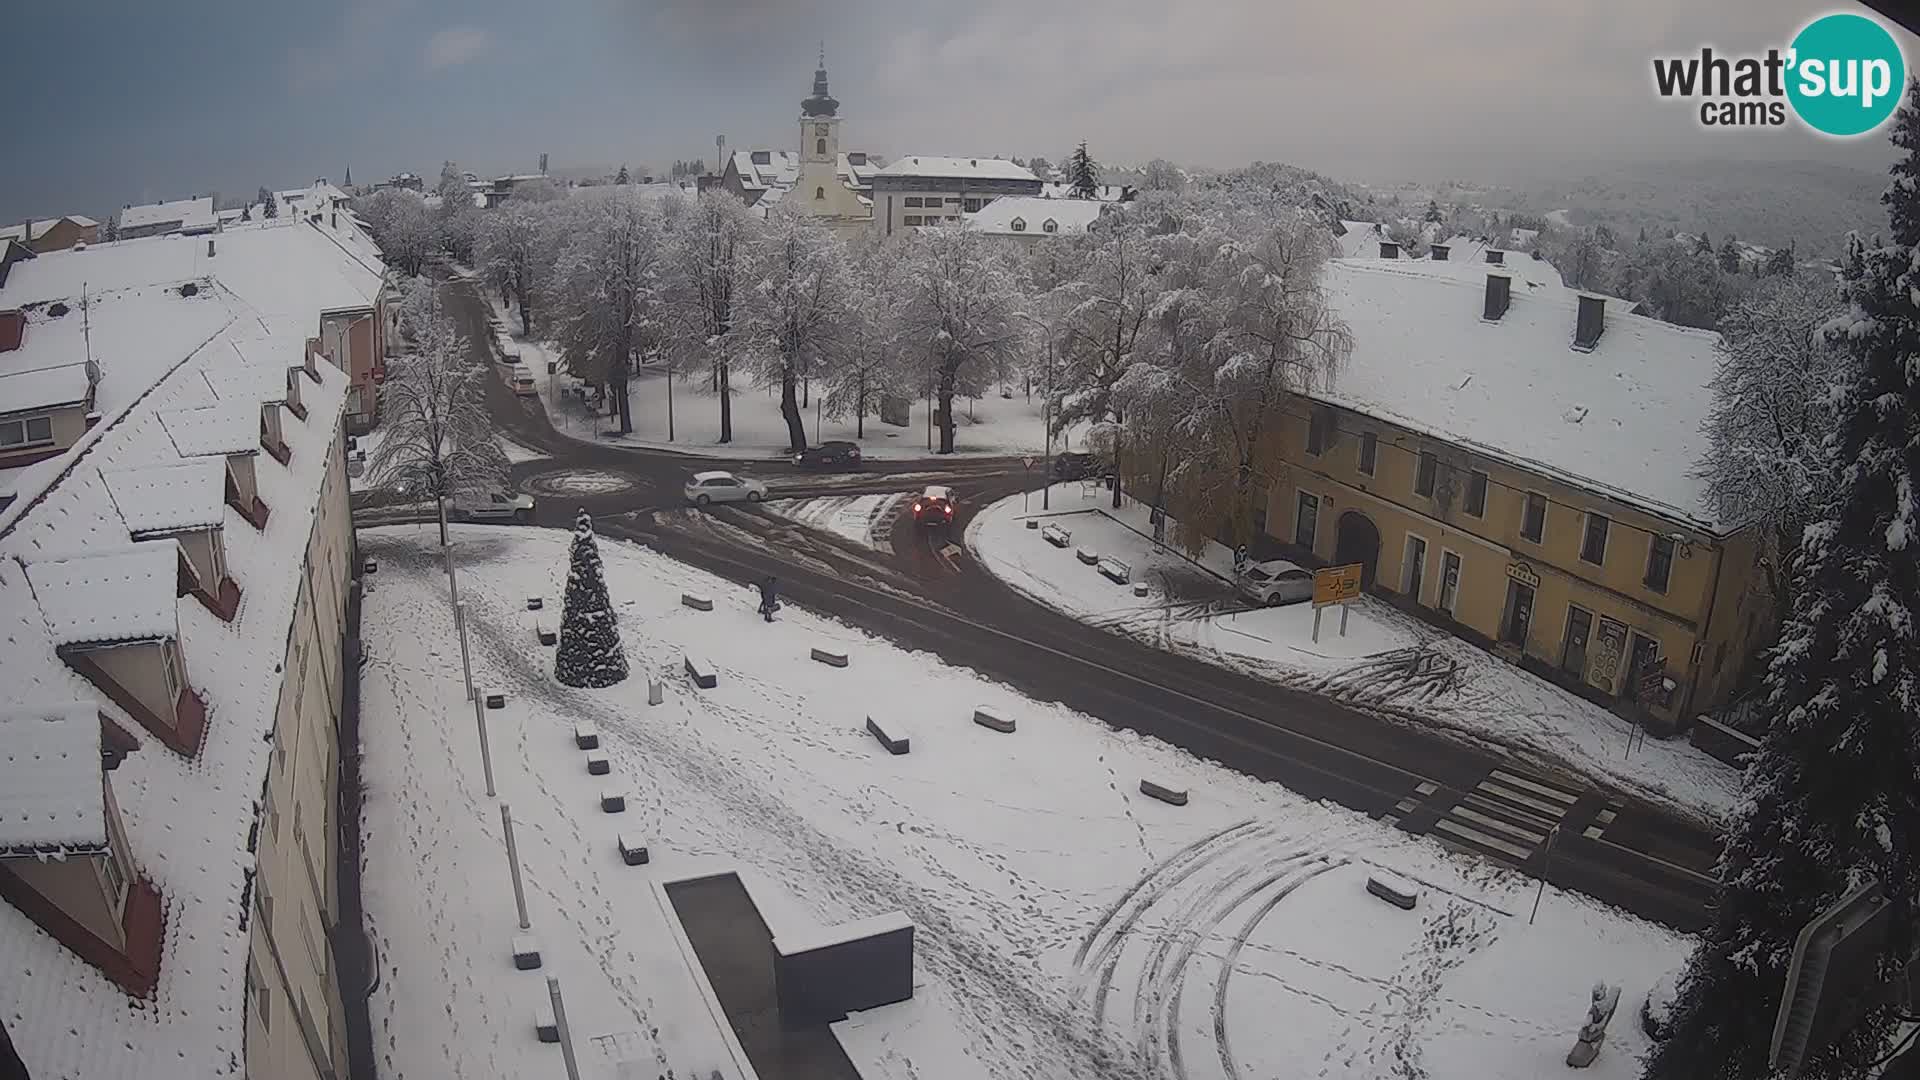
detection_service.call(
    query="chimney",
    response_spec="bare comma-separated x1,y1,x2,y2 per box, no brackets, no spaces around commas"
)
1431,243,1450,261
331,211,338,229
1378,241,1399,259
1486,249,1505,265
1483,274,1511,322
0,309,24,352
207,238,216,257
1573,294,1606,351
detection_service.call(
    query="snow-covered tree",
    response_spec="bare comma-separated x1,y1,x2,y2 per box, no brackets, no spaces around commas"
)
1693,272,1847,626
1766,244,1797,277
1051,201,1163,435
1718,235,1743,274
555,509,629,689
511,177,566,204
355,189,433,275
363,291,507,544
1645,84,1920,1080
1140,159,1186,194
545,189,667,434
662,191,758,443
1424,198,1443,223
477,203,545,336
614,164,631,185
825,240,905,438
890,226,1024,454
1066,141,1100,199
256,185,278,219
737,209,853,451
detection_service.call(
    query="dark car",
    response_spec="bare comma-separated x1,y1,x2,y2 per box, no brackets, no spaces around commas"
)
792,440,863,471
912,485,956,526
1051,452,1102,481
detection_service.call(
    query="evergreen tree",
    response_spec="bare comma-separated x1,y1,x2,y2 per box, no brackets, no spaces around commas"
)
1766,243,1797,276
1718,235,1743,274
1644,83,1920,1080
615,164,631,185
1638,225,1649,244
1067,141,1100,199
1424,198,1443,223
1695,230,1713,254
555,509,629,689
258,185,278,219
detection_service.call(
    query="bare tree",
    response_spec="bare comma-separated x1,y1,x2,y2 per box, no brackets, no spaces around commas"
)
823,237,904,439
891,227,1025,454
1693,271,1848,625
737,208,854,452
662,191,757,444
363,290,507,544
477,203,545,336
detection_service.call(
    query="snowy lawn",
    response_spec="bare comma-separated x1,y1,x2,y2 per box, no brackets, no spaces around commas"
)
967,483,1740,822
764,492,908,550
488,298,1075,460
357,523,1691,1080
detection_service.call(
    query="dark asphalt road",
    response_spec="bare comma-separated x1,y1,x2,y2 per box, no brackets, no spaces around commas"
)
410,272,1726,932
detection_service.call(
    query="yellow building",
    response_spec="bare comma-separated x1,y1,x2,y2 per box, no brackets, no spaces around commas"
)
1263,253,1773,733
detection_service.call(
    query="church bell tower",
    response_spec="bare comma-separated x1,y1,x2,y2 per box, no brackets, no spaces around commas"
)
800,46,840,166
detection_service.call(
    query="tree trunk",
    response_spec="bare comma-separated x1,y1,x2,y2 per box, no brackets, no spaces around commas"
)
519,294,531,338
936,364,958,455
780,363,807,453
608,350,633,434
856,374,867,439
436,494,449,546
717,359,733,443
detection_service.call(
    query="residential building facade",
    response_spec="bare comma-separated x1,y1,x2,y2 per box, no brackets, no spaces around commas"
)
1,216,101,253
964,195,1110,245
1259,256,1772,732
117,196,218,239
870,157,1044,237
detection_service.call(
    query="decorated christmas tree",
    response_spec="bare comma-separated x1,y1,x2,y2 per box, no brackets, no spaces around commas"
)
555,509,629,689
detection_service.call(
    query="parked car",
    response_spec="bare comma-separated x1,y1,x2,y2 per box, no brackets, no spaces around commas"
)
511,365,538,397
1052,452,1103,481
912,485,956,526
452,490,535,523
792,440,863,471
1236,559,1315,606
684,471,768,506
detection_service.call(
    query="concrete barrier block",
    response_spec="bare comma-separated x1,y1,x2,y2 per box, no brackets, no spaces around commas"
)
866,715,911,755
534,1002,558,1042
1074,546,1099,565
586,751,610,776
1132,582,1150,597
681,593,714,612
526,597,544,611
1366,871,1420,911
537,624,557,646
1140,779,1189,806
512,935,542,970
648,677,664,706
619,835,650,865
811,647,849,668
972,708,1016,734
601,790,626,813
684,655,717,689
363,560,378,574
573,722,599,750
1042,524,1072,548
1026,519,1040,529
485,692,506,709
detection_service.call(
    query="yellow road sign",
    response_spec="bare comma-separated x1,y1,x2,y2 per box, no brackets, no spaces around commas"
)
1313,563,1364,608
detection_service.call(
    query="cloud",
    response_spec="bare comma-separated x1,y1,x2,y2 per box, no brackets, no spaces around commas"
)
424,26,493,71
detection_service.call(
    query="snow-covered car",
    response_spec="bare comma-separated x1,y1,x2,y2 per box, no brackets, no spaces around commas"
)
511,365,538,397
684,471,767,506
1236,559,1314,606
912,485,956,526
453,490,535,523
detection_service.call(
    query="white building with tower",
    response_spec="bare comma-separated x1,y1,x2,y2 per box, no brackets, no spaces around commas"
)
714,55,874,237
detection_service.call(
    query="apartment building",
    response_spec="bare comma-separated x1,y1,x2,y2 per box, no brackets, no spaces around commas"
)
1263,254,1770,733
964,195,1110,245
117,195,218,240
0,223,379,1080
870,156,1044,237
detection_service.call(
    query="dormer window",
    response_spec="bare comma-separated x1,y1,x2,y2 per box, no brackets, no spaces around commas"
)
815,186,825,201
1011,217,1026,233
1043,219,1058,234
261,405,290,465
284,367,308,421
24,543,209,757
103,461,240,620
158,403,270,528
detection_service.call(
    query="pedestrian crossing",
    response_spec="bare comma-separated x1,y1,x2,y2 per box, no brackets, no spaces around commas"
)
1389,769,1584,865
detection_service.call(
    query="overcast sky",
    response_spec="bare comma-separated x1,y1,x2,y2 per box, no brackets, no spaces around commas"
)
1,0,1913,221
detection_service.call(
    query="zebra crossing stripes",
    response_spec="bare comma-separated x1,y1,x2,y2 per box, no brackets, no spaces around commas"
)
1430,769,1580,865
1382,781,1440,828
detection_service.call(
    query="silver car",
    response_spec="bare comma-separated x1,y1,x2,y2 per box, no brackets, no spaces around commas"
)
1237,559,1314,606
684,471,768,506
453,490,535,523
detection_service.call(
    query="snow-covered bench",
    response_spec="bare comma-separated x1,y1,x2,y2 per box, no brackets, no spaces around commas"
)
866,715,911,755
512,935,542,970
1097,558,1130,584
600,790,626,813
585,751,609,776
1074,546,1100,565
536,622,556,646
573,722,599,750
972,707,1016,734
1042,524,1072,548
485,691,506,709
526,596,544,611
619,835,650,865
1139,779,1189,806
1366,871,1420,910
680,592,714,612
534,1001,558,1042
811,646,849,668
684,655,717,689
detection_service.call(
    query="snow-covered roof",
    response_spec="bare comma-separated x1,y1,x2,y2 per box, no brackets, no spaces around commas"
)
731,150,800,191
117,196,216,233
877,156,1040,183
0,217,99,243
1038,181,1129,202
157,401,260,457
0,362,91,413
967,196,1108,237
1319,258,1725,529
0,702,105,855
23,542,182,646
0,285,356,1074
103,460,226,535
1334,220,1389,259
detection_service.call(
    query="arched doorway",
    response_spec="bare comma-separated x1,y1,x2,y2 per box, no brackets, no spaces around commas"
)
1334,511,1382,587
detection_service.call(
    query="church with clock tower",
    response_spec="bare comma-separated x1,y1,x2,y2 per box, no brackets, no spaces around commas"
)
791,53,874,236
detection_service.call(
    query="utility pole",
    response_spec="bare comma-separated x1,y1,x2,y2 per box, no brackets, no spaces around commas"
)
547,976,582,1080
472,696,496,797
501,804,530,930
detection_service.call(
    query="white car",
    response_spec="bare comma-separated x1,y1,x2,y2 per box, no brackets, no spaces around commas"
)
1237,559,1314,606
453,490,535,523
684,471,767,506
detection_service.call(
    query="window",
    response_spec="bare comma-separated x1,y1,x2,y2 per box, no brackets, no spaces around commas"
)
1465,470,1488,516
964,198,983,213
904,215,923,226
99,848,128,907
814,186,825,201
161,642,184,703
816,139,826,155
1414,451,1438,497
1011,217,1026,232
1307,412,1328,456
1581,512,1610,565
1358,432,1377,475
0,415,54,448
1043,219,1059,233
904,197,923,207
1521,492,1547,543
1645,535,1675,593
1294,491,1320,550
815,124,829,137
248,957,271,1032
945,197,961,204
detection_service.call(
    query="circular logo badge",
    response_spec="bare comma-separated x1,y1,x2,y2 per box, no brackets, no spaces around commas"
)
1786,13,1906,137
